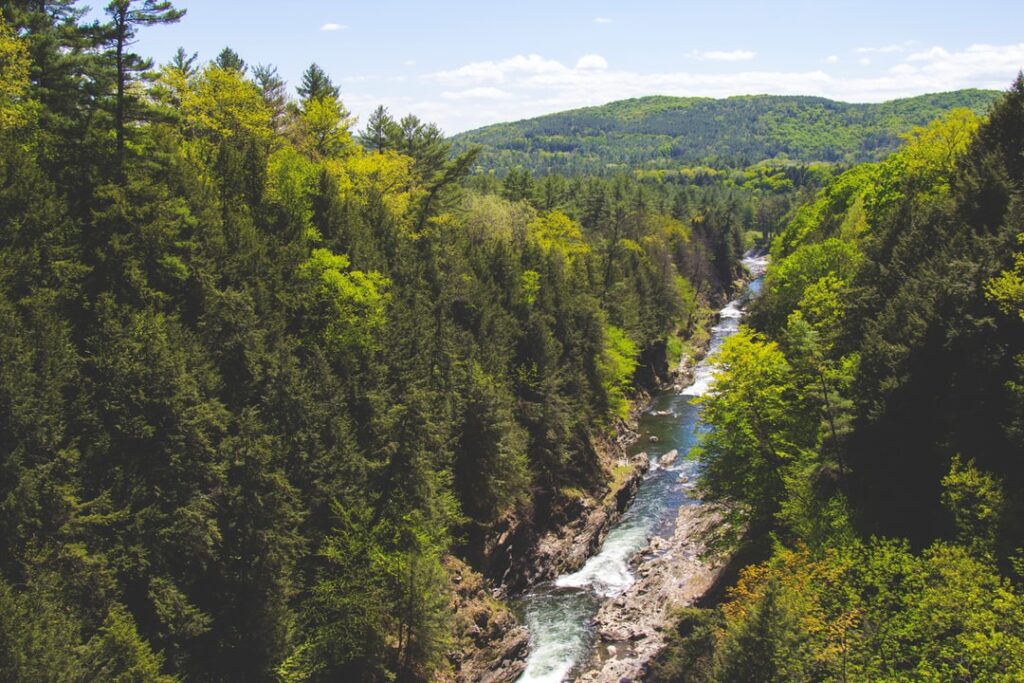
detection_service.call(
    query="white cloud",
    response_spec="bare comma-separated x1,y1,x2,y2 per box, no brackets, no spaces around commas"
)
320,23,347,31
576,54,609,70
825,55,840,64
690,49,756,62
441,87,514,100
594,17,612,24
404,59,417,67
900,43,1024,86
429,54,571,85
859,57,872,65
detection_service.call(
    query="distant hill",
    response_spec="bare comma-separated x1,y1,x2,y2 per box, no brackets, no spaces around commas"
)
450,90,1002,174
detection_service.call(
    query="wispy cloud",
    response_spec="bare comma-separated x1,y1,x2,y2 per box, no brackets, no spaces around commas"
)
442,87,514,101
825,55,840,64
690,49,756,62
594,17,612,24
320,23,347,31
856,42,914,54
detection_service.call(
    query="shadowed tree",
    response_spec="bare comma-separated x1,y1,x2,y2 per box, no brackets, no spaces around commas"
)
103,0,185,172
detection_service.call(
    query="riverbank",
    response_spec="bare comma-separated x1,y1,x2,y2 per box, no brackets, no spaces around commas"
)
449,404,656,681
576,504,727,682
573,252,767,681
457,254,767,682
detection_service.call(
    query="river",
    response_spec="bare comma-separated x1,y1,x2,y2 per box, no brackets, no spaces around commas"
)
513,253,768,683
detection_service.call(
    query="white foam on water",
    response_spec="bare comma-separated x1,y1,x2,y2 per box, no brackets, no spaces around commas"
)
681,362,715,397
553,528,640,597
719,300,743,319
742,252,769,277
516,639,581,683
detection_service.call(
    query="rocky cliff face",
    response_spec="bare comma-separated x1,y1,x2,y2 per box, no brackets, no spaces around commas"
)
450,399,655,681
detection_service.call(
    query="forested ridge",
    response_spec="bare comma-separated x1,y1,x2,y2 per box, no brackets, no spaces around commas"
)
451,90,1000,175
0,3,764,681
650,77,1024,680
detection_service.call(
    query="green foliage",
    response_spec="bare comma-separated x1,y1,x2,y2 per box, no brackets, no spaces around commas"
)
527,210,589,257
0,14,30,129
711,541,1024,682
297,63,339,104
1,5,881,681
987,232,1024,319
299,95,354,159
598,324,639,421
80,603,176,683
647,607,722,682
298,248,389,355
693,329,814,548
760,238,861,334
452,91,1000,175
941,456,1005,558
0,576,83,682
672,77,1024,683
452,364,529,522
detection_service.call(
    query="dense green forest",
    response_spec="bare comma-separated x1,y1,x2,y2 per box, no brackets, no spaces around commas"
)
4,2,1023,682
650,78,1024,680
451,91,1000,175
0,3,767,681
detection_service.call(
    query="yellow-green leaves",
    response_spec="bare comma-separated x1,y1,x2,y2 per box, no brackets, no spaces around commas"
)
462,192,536,245
266,147,318,237
899,108,981,186
866,108,982,220
599,324,639,421
693,328,807,548
345,149,418,222
527,210,590,258
298,248,389,355
762,238,861,336
178,65,272,145
0,15,30,130
521,270,540,306
986,232,1024,319
713,540,1024,682
299,96,354,159
942,456,1005,558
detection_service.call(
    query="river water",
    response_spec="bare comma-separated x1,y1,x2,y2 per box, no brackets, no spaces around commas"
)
514,254,768,683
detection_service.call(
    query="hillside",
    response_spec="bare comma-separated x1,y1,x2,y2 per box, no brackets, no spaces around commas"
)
451,90,1001,174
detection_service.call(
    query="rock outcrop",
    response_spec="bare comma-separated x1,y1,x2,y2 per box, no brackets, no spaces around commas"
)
577,504,728,683
445,557,531,683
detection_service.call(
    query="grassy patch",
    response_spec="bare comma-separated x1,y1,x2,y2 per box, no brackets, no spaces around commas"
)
603,463,636,506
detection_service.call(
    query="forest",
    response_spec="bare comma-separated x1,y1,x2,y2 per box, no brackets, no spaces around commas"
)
2,1,1024,682
649,77,1024,680
0,2,767,680
451,90,1000,174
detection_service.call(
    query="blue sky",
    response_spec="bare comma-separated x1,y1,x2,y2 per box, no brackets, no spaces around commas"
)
102,0,1024,133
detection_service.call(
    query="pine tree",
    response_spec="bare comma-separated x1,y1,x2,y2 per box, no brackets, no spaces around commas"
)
252,63,288,131
214,45,246,73
102,0,185,173
359,104,398,153
168,46,197,77
296,62,339,104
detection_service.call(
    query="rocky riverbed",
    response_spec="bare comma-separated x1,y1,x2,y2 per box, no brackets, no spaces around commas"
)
576,503,726,682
